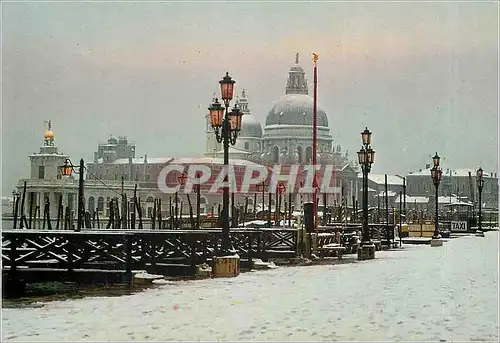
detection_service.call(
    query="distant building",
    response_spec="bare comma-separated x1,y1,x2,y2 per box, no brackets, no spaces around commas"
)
205,53,359,206
357,173,405,208
406,167,498,209
14,124,137,223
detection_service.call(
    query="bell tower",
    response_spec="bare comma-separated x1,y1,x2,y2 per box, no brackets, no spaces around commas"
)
29,121,69,181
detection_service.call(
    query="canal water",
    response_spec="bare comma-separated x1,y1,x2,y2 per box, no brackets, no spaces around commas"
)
2,232,498,341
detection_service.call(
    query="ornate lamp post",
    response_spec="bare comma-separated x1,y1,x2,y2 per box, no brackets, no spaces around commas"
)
430,153,443,245
60,158,85,232
357,127,376,260
476,167,484,236
208,72,243,254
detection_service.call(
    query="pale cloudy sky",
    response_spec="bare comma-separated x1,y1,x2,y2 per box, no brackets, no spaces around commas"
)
2,1,498,194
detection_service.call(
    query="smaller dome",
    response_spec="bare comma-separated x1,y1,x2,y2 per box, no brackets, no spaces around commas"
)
44,130,54,139
239,114,263,138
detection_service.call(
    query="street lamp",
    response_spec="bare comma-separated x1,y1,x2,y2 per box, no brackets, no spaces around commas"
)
476,167,484,236
60,158,85,232
208,72,243,254
430,152,443,245
357,127,376,260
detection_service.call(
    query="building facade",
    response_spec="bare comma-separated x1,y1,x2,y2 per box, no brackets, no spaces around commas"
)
406,167,498,209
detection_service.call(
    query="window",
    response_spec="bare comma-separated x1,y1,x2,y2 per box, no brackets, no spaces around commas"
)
145,174,150,181
244,142,249,150
38,166,45,179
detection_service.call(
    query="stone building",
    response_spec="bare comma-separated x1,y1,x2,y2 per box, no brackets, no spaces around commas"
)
14,124,136,223
406,166,498,209
205,53,359,206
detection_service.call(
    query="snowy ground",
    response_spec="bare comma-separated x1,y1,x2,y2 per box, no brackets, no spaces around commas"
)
2,232,499,342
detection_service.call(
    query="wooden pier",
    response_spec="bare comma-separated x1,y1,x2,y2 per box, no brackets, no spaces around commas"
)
1,227,300,295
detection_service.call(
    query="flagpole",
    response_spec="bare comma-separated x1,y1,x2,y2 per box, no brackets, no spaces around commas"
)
312,52,318,231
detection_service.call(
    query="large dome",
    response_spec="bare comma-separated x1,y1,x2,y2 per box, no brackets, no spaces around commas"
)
239,114,263,138
265,94,329,127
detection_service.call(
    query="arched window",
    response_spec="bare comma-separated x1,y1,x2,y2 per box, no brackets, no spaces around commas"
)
273,146,279,163
305,146,313,164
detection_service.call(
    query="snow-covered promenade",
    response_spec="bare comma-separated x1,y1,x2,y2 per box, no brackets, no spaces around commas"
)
2,232,498,342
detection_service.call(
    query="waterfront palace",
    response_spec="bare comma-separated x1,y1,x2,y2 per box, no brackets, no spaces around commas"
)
10,54,498,220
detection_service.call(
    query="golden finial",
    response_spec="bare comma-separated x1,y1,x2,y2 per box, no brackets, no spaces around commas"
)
312,53,319,63
43,120,54,140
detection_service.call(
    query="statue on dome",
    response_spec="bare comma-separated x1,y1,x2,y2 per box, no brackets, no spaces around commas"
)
43,120,54,146
295,52,299,64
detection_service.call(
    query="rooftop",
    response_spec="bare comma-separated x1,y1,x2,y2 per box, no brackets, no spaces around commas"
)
408,168,497,178
358,173,404,185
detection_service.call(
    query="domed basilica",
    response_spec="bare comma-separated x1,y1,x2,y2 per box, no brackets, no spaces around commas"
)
205,53,353,171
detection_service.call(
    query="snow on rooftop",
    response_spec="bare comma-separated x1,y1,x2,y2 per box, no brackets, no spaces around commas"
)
394,195,429,204
93,157,174,165
409,168,497,178
172,157,265,167
358,173,404,185
377,191,397,197
217,146,252,155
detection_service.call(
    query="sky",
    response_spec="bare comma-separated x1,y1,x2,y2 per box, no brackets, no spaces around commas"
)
1,0,499,195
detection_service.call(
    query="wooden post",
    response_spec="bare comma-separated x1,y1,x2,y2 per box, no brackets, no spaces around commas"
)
56,194,63,230
231,192,235,228
13,196,20,230
136,197,143,230
45,195,52,230
179,200,184,229
157,199,162,229
20,181,27,228
196,185,201,229
170,206,174,229
152,199,157,230
106,199,113,229
275,191,279,225
244,197,249,224
64,206,70,230
116,199,121,229
253,192,257,217
96,208,101,229
121,176,127,230
268,192,272,227
132,184,138,230
28,192,34,229
169,196,172,228
323,192,327,226
85,211,91,228
35,206,41,230
187,194,195,229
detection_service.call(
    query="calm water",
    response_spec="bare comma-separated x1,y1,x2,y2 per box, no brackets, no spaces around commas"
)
2,232,499,341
